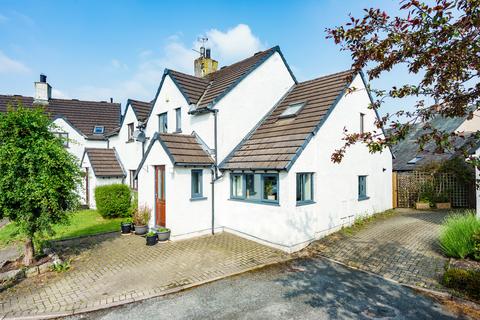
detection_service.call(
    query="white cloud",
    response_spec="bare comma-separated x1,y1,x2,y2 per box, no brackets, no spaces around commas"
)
71,24,264,103
111,59,128,71
52,88,70,99
204,24,264,65
0,51,30,74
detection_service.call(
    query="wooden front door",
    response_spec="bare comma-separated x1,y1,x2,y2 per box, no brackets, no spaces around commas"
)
154,165,166,226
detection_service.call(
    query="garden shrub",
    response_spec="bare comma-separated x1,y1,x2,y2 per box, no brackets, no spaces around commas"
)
443,267,480,301
474,230,480,261
439,212,480,259
94,184,132,218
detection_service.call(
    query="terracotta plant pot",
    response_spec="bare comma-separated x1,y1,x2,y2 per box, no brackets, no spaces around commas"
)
436,202,451,209
415,202,430,210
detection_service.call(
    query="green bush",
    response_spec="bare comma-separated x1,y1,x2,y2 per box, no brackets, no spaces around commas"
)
439,212,480,259
474,231,480,261
94,184,132,218
443,267,480,301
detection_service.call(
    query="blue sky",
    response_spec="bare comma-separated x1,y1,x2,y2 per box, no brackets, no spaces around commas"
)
0,0,406,115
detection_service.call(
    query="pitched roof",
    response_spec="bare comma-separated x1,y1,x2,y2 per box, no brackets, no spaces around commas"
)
168,70,210,105
128,99,152,122
0,95,121,139
158,133,214,165
161,46,289,112
392,114,477,171
220,70,354,171
84,148,125,177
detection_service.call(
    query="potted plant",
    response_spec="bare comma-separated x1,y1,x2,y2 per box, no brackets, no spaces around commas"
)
264,180,276,200
156,227,171,242
435,192,451,209
146,231,158,246
120,218,132,234
133,205,150,235
415,182,434,210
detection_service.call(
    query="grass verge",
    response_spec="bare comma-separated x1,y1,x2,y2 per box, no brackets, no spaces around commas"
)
0,210,123,248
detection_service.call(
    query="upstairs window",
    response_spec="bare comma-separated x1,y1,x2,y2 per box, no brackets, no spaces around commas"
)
191,170,204,199
231,173,279,204
129,170,137,190
358,175,368,200
127,123,134,142
175,107,182,132
279,102,304,118
158,112,168,133
53,132,69,148
296,173,314,205
93,126,104,134
360,113,365,134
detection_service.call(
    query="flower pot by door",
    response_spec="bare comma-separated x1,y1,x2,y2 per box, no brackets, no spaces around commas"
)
146,234,158,246
121,223,132,234
134,225,148,235
157,230,171,242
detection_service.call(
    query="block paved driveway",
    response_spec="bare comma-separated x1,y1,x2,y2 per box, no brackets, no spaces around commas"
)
0,232,288,319
307,208,450,290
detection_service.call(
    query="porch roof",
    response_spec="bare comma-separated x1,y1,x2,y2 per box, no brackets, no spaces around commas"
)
83,148,125,177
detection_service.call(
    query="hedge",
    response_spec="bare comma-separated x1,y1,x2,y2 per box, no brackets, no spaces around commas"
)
443,267,480,301
94,184,132,218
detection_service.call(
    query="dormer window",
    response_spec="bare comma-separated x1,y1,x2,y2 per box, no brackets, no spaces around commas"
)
279,102,304,118
93,126,105,134
407,156,423,165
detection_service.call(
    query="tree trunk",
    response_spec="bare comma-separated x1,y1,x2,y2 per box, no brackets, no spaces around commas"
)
23,237,34,266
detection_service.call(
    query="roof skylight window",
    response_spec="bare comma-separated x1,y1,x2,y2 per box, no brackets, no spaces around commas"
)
93,126,105,134
279,102,305,118
407,156,423,164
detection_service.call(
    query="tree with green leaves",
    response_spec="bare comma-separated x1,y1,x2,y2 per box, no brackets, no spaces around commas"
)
0,104,81,265
326,0,479,164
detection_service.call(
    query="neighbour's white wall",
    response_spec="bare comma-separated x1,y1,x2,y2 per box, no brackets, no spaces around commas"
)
456,109,480,133
81,154,124,209
52,118,87,163
217,74,393,252
109,105,144,188
214,52,295,162
137,142,213,237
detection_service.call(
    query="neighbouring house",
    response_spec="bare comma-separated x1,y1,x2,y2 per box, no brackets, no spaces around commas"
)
128,46,392,252
81,148,126,208
0,74,122,206
391,112,479,209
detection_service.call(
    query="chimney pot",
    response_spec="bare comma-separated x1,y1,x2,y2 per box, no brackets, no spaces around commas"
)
40,74,47,83
206,49,211,59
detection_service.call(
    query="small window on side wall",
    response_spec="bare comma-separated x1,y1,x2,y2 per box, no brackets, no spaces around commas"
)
127,123,134,142
158,112,168,133
175,107,182,132
191,170,204,199
358,175,368,200
360,113,365,134
296,173,314,205
129,170,137,190
53,132,69,148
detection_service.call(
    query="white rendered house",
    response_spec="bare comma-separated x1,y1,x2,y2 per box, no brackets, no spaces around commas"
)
126,46,393,252
0,75,122,207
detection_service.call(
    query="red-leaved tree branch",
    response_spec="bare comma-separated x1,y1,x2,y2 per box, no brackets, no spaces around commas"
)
326,0,480,165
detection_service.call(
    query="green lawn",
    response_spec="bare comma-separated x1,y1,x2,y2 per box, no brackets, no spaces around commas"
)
0,210,123,248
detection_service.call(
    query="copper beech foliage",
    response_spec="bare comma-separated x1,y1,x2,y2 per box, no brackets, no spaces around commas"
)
326,0,479,165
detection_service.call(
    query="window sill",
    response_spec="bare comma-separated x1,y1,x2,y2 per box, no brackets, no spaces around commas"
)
125,139,135,144
358,196,370,201
174,130,182,134
228,198,280,207
296,200,316,207
190,196,207,201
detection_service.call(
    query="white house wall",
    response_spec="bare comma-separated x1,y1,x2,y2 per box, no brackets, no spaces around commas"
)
217,74,392,252
52,118,87,163
137,142,214,238
214,52,295,162
110,106,144,187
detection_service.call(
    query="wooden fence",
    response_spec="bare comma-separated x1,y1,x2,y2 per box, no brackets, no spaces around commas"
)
393,171,476,208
